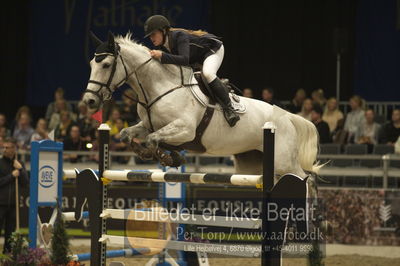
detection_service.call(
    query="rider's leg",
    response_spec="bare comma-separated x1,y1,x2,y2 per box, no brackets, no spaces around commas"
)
203,45,240,127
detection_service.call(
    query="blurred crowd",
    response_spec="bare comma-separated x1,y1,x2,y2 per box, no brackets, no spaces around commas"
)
244,87,400,151
320,189,400,245
1,86,400,164
0,87,139,163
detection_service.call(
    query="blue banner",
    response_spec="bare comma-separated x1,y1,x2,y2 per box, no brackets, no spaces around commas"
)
354,0,400,101
27,0,209,106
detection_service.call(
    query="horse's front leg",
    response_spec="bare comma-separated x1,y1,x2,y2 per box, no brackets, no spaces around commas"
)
146,119,195,166
120,122,154,160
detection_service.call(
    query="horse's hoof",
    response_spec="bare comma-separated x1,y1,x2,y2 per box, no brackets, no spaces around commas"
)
170,151,185,167
160,155,174,166
140,150,154,161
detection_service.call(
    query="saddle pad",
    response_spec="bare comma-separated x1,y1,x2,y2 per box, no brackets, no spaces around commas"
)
189,78,247,114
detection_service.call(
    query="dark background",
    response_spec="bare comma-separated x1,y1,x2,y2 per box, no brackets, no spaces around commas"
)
1,0,400,122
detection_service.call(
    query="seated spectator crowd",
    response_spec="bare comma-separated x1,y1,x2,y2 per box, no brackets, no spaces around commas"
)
242,86,400,153
0,87,140,163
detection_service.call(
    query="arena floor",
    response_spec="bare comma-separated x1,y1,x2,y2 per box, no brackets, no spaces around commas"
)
69,242,400,266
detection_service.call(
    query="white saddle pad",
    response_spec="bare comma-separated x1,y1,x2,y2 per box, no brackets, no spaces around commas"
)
189,83,247,114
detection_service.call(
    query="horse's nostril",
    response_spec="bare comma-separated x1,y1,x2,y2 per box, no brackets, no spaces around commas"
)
88,99,95,106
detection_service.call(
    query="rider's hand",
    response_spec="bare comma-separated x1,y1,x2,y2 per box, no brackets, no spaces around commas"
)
150,50,162,59
13,160,22,170
12,169,20,178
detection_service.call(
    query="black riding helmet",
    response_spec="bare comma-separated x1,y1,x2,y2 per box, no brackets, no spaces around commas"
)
144,15,171,38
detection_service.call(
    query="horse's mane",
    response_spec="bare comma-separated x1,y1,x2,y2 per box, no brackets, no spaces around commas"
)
115,32,184,77
115,32,150,52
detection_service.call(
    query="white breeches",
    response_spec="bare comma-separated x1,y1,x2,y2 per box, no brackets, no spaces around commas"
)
202,45,224,83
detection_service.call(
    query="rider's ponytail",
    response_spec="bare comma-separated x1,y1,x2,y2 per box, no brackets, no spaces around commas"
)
169,27,209,37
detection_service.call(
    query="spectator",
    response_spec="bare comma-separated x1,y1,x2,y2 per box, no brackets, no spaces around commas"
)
287,88,306,114
322,97,344,133
12,113,34,150
261,87,283,107
120,90,139,126
311,105,332,143
297,98,313,121
0,127,9,139
242,88,253,98
54,110,77,142
311,89,326,108
10,106,32,135
0,136,4,151
77,100,88,121
395,136,400,154
106,108,128,136
355,109,381,145
344,95,365,143
111,118,130,164
49,99,76,130
63,125,86,163
45,87,73,121
0,137,29,253
0,113,10,138
30,118,49,142
77,113,97,144
378,109,400,145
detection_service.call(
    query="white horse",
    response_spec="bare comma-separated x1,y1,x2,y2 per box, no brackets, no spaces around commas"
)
82,32,321,178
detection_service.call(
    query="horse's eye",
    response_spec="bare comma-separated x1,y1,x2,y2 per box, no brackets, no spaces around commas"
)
103,63,111,69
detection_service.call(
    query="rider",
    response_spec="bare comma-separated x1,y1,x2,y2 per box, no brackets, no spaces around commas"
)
143,15,240,127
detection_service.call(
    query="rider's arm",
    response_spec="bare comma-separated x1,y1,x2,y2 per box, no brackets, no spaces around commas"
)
160,33,190,66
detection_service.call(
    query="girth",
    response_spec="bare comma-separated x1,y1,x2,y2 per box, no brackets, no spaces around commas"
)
160,106,214,153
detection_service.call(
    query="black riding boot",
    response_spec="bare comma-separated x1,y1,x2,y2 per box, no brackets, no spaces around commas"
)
209,78,240,127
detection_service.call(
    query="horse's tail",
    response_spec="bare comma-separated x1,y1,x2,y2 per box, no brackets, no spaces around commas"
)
288,113,322,174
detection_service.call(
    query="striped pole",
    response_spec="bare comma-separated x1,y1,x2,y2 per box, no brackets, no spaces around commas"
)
102,170,262,186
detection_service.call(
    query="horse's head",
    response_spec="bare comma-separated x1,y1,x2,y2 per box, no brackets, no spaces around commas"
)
83,31,128,112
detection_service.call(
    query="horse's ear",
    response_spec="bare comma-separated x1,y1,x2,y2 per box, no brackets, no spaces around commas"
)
89,31,102,48
107,31,116,52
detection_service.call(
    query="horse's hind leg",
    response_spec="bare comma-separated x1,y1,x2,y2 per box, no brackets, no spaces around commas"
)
272,117,306,178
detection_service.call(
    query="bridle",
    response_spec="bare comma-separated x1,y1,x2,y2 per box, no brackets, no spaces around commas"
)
84,43,196,132
84,44,133,103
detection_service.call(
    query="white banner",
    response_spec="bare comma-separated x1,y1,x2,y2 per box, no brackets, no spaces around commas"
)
38,151,58,203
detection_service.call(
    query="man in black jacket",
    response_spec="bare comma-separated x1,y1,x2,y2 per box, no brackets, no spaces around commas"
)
311,105,332,144
0,137,29,253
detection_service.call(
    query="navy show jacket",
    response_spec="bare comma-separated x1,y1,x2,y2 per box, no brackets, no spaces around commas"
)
159,30,222,67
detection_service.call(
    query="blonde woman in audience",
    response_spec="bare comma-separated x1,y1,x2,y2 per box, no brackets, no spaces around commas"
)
106,108,129,136
54,111,76,142
31,118,49,142
344,95,366,143
297,98,313,121
322,97,344,133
